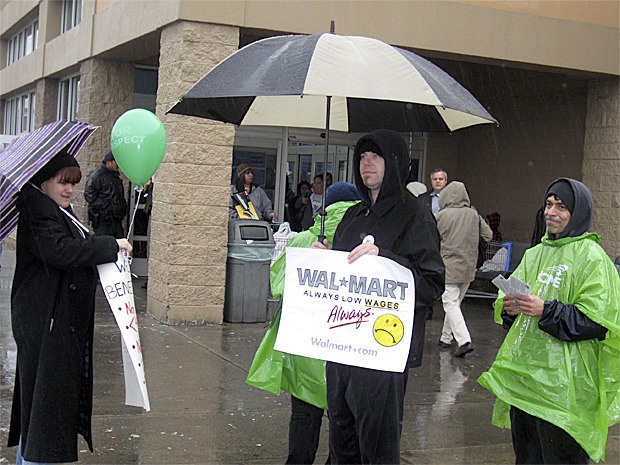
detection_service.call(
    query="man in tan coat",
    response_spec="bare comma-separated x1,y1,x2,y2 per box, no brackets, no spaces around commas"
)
436,181,492,356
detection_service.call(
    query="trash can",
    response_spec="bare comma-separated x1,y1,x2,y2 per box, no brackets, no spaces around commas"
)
224,219,275,323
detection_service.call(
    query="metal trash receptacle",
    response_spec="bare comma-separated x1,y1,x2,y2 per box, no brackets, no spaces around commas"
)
224,219,275,323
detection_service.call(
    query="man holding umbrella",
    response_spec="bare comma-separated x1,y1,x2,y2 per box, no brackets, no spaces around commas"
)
313,129,445,463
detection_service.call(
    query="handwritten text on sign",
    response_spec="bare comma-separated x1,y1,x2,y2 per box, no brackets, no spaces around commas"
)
275,248,415,372
97,252,150,411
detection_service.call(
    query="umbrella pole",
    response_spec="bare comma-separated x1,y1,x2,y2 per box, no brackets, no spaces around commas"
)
317,95,331,243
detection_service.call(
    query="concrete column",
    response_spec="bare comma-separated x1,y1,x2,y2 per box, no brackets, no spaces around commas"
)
73,57,134,223
582,78,620,258
35,78,59,126
150,21,239,324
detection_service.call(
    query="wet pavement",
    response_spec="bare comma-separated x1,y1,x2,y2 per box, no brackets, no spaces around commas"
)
0,245,618,464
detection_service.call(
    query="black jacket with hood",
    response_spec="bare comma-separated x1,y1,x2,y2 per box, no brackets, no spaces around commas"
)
84,162,127,226
332,130,445,367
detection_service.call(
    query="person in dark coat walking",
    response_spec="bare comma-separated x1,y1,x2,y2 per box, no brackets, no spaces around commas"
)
84,151,127,238
313,130,445,464
7,151,132,464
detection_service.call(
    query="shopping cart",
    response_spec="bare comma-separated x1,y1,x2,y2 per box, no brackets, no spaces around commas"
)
272,236,292,265
479,241,512,272
466,241,513,299
271,222,297,266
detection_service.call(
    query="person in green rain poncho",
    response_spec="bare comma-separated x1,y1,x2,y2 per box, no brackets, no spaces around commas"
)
479,178,620,464
246,182,361,465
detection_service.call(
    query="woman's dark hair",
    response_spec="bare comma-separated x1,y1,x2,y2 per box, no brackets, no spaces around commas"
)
56,166,82,184
296,180,311,195
235,169,254,193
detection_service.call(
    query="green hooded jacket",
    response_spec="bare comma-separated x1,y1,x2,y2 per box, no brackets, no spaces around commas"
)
478,231,620,462
246,200,359,409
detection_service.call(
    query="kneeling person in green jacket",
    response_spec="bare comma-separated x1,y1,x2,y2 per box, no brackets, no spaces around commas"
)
247,182,361,464
479,178,620,464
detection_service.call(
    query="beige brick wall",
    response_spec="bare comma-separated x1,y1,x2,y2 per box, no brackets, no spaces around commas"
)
149,21,238,325
73,58,134,224
583,78,620,258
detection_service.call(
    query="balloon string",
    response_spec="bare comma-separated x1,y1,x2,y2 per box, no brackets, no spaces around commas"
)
126,186,144,240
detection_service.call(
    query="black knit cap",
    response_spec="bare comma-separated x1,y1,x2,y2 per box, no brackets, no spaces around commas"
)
325,182,362,207
357,140,382,157
545,179,575,213
30,150,80,187
103,150,115,162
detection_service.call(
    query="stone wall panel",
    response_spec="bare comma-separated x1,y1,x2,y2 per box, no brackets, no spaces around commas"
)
583,78,620,258
169,264,227,286
157,163,231,186
155,182,229,207
148,20,239,325
167,244,227,266
168,284,225,307
584,127,619,145
167,205,230,225
168,143,234,165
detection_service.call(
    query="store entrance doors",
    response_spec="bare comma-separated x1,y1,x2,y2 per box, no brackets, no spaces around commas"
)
286,142,353,190
232,128,426,224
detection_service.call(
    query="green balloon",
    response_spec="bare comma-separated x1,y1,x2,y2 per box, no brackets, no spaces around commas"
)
111,109,166,186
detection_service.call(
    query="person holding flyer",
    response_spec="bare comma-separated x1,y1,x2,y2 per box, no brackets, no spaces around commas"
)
7,151,132,464
312,130,445,464
479,178,620,464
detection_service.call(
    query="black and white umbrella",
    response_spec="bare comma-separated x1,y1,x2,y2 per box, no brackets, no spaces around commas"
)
168,33,497,237
168,33,496,132
0,120,97,242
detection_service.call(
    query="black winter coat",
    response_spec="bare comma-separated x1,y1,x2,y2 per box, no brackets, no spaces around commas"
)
84,164,127,225
417,191,432,212
333,130,445,368
8,185,118,463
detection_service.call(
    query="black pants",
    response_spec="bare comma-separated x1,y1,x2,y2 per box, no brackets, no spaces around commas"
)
326,362,408,464
93,220,124,239
286,396,326,464
510,407,590,464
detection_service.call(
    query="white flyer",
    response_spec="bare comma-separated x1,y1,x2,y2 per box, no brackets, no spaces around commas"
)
492,274,531,295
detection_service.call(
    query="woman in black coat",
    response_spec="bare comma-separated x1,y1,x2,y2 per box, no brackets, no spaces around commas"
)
7,151,132,464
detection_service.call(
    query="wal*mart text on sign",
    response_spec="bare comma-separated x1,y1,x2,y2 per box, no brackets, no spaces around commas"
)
275,248,416,372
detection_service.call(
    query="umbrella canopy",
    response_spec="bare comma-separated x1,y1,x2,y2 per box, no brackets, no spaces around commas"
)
168,33,497,132
0,120,98,242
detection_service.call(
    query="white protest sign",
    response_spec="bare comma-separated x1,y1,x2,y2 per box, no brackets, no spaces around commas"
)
275,248,416,372
97,252,150,411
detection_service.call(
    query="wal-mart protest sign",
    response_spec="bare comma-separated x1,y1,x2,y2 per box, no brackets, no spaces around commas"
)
275,248,415,372
97,252,150,411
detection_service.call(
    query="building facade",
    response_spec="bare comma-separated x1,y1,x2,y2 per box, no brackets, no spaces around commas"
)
2,0,618,324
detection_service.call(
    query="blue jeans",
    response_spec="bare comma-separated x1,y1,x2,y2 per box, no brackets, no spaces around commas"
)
16,438,55,465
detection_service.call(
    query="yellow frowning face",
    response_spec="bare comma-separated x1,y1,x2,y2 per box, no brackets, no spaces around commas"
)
373,314,404,347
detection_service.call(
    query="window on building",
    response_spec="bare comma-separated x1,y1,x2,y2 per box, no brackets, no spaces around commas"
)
57,75,80,121
133,67,158,110
17,31,24,59
3,91,36,135
61,0,83,33
6,20,39,66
